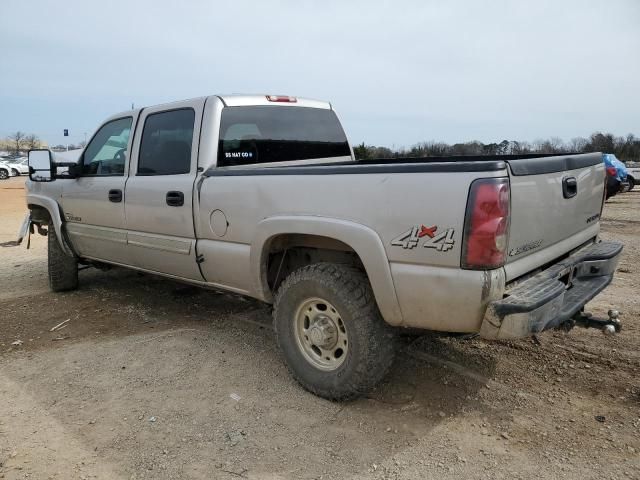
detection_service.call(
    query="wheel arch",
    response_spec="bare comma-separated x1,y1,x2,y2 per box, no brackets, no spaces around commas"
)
250,216,403,326
26,194,74,256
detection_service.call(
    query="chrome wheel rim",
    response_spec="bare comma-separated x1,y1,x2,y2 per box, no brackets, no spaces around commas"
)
294,297,349,371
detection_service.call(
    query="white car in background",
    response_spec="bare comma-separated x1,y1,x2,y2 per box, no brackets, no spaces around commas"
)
0,161,19,180
626,162,639,191
4,157,29,176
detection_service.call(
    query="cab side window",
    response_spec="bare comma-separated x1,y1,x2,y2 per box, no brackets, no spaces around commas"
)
82,117,133,176
137,109,195,175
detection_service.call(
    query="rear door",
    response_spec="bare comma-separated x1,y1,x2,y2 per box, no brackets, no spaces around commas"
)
124,99,205,280
504,153,605,280
62,115,137,264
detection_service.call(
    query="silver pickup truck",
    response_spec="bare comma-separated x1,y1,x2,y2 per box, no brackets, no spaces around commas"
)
21,94,623,400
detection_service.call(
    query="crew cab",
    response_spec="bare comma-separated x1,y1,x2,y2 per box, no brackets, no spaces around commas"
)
21,95,623,399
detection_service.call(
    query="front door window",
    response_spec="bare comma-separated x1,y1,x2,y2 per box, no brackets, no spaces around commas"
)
82,117,133,176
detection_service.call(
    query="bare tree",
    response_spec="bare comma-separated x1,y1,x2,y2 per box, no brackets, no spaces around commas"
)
7,131,26,155
24,134,40,150
568,137,588,152
548,137,566,153
588,132,615,154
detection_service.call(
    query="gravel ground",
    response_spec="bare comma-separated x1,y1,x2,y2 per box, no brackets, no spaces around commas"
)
0,176,638,479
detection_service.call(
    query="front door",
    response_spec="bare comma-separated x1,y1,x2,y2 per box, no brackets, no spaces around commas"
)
124,99,205,280
61,115,137,264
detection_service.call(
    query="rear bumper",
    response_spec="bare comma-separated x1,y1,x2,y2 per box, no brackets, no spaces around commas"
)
480,241,623,339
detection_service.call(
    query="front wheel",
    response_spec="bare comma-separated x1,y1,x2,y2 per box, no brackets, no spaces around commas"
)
11,169,19,176
48,225,79,292
0,169,8,180
273,263,397,400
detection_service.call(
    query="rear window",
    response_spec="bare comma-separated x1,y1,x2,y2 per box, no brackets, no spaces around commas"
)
218,106,350,167
138,109,195,175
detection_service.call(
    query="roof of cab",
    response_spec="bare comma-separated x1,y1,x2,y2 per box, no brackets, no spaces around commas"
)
216,94,331,109
104,94,331,122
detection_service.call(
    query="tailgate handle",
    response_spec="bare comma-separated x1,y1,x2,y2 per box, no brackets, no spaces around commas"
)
562,177,577,198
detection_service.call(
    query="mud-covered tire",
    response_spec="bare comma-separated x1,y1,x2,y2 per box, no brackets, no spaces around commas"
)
274,263,397,400
0,169,8,180
48,226,78,292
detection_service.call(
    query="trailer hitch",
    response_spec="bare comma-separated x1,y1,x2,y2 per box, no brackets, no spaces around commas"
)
562,309,621,335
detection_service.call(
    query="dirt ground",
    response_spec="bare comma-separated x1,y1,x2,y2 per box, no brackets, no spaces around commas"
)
0,176,638,480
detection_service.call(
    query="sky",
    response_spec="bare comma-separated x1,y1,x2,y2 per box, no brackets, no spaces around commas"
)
1,0,639,148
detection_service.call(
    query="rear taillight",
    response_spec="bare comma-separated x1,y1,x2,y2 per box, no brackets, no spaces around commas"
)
606,166,617,177
461,178,510,270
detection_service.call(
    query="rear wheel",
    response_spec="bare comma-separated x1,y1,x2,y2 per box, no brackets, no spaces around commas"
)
48,225,78,292
274,263,397,400
0,169,8,180
11,168,19,176
628,176,635,191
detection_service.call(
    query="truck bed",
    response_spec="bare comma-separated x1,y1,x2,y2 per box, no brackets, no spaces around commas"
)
355,153,602,176
205,152,601,177
201,151,605,310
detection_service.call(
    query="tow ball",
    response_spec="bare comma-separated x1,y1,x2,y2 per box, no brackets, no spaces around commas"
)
566,309,622,335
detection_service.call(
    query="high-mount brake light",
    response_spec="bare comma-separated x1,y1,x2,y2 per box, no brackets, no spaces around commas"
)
461,178,510,270
266,95,297,103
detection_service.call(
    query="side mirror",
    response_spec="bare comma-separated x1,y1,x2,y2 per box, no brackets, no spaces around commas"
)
67,163,82,177
28,149,55,182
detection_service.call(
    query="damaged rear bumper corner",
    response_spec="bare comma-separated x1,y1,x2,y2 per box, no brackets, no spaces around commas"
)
480,241,623,340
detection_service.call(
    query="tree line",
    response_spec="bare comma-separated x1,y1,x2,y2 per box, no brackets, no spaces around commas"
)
353,132,640,163
0,131,42,154
0,131,89,154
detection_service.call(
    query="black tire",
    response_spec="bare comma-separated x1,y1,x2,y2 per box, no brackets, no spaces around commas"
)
274,263,397,400
11,169,19,176
48,225,78,292
629,176,635,191
0,169,8,180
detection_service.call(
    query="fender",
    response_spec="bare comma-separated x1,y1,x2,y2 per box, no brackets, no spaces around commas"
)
250,215,404,326
26,193,75,256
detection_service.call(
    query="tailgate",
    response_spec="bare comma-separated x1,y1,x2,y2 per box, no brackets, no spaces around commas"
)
504,153,605,281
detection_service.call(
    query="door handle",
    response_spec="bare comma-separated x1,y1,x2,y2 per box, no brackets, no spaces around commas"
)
166,191,184,207
562,177,577,199
108,189,122,203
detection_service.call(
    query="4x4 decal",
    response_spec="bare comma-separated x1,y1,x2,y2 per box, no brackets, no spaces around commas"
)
391,225,455,252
